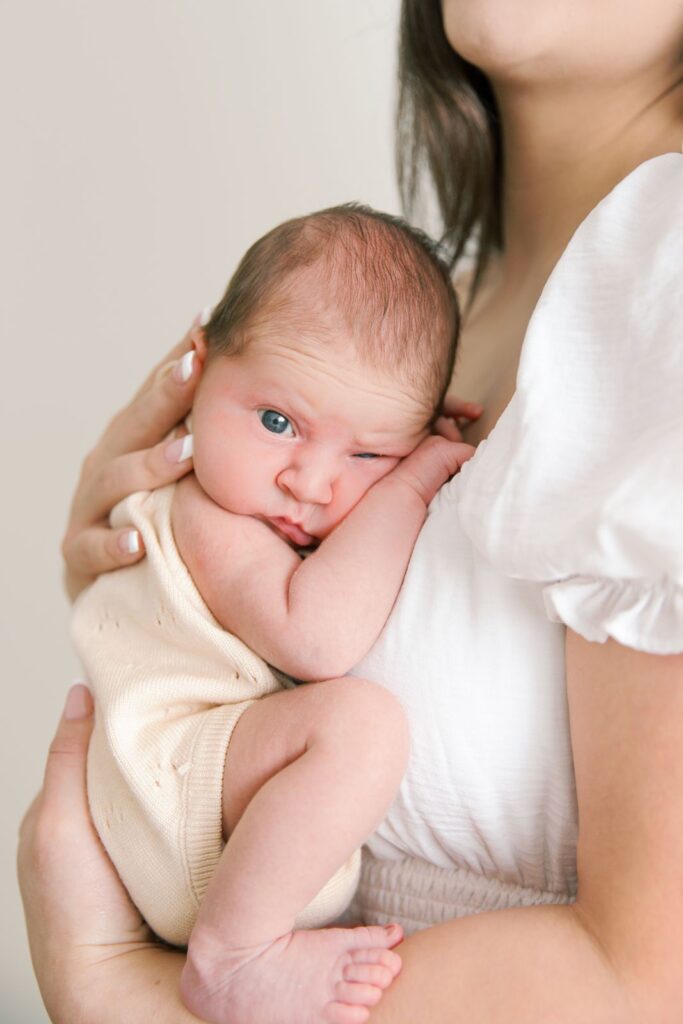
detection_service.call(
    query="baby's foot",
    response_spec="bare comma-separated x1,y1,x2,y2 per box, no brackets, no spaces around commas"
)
181,922,403,1024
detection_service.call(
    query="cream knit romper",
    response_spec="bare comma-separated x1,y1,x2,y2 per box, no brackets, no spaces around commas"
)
72,485,360,947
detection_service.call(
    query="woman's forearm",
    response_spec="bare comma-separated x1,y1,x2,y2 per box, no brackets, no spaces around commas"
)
64,906,632,1024
60,948,201,1024
368,903,640,1023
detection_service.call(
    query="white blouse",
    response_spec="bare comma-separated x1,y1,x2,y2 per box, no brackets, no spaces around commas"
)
351,153,683,934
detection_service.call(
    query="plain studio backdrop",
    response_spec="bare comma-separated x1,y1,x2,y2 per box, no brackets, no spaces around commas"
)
0,2,399,1019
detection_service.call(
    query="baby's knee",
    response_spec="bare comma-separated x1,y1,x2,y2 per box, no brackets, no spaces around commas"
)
321,677,410,770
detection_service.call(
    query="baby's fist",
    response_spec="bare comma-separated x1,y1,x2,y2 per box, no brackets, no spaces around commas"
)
389,436,475,506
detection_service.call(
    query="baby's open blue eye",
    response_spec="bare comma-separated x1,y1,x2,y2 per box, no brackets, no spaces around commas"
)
259,409,294,436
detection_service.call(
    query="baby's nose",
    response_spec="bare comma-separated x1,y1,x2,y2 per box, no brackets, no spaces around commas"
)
277,464,333,505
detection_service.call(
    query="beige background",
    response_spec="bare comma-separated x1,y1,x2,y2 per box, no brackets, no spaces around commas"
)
1,2,400,1018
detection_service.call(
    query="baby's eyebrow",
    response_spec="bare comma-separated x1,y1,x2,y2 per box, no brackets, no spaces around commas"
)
251,385,313,425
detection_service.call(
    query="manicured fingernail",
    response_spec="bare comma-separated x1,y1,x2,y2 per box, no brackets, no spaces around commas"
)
64,683,93,721
173,350,196,384
165,434,194,463
118,529,140,555
199,305,212,327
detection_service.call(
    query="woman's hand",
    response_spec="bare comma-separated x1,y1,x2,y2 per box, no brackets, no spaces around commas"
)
61,317,206,601
433,396,483,442
17,685,199,1024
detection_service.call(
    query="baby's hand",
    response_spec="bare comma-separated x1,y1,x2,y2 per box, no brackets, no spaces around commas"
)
388,436,475,507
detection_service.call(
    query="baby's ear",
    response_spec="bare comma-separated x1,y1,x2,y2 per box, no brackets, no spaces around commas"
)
189,325,209,363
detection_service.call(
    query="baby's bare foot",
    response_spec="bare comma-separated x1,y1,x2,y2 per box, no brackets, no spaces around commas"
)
180,923,403,1024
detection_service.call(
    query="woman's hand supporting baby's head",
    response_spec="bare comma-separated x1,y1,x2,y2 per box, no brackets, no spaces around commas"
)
61,321,204,601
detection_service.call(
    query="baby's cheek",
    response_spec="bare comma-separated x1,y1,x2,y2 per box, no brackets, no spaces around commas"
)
191,439,221,501
192,433,238,508
376,457,401,482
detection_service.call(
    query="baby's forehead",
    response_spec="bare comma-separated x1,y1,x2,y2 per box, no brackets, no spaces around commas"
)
240,333,433,440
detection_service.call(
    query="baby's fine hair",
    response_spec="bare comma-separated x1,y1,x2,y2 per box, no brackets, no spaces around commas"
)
204,203,460,412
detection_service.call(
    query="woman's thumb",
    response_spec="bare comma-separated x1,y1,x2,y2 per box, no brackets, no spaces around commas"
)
42,683,94,804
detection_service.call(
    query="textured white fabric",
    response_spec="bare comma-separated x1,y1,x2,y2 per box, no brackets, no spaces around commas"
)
352,153,683,930
459,152,683,653
352,472,578,924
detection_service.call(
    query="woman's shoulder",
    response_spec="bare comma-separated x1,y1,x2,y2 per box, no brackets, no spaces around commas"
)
456,153,683,654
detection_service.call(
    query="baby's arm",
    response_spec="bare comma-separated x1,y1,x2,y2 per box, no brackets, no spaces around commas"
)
173,437,472,680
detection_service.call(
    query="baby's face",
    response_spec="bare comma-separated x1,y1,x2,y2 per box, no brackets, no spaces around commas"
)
192,330,431,546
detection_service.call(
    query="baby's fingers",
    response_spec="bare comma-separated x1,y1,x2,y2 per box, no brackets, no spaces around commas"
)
434,415,464,442
441,395,483,423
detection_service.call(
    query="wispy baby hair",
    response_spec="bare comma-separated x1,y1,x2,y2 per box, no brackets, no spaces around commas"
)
204,203,460,411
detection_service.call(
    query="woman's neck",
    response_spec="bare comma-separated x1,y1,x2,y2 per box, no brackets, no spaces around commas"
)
491,70,683,295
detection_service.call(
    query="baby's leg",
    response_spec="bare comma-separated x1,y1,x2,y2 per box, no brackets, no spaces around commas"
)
180,676,409,1024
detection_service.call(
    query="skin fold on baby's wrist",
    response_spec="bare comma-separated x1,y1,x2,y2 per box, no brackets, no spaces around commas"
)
376,470,434,513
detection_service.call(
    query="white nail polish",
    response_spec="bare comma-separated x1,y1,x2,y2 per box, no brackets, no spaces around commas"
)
179,350,195,382
199,305,213,327
122,530,140,554
178,434,194,462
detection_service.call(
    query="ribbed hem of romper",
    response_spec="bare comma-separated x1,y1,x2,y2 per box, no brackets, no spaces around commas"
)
183,700,257,911
349,850,574,936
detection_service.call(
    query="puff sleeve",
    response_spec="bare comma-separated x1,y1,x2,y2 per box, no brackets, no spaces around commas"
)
457,154,683,654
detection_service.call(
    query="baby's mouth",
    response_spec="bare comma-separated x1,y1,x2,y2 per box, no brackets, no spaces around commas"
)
268,517,315,547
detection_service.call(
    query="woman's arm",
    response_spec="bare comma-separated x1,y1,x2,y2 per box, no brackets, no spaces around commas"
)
17,685,201,1024
61,319,204,601
367,633,683,1022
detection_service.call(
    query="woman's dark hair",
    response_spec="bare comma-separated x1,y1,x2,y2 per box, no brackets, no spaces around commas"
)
397,0,502,302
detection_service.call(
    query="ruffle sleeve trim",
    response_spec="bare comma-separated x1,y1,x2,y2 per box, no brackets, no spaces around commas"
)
543,576,683,655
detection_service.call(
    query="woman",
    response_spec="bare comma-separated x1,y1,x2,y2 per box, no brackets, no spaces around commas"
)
19,1,683,1019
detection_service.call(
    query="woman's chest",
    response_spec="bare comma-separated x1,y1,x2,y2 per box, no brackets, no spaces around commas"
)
450,274,538,445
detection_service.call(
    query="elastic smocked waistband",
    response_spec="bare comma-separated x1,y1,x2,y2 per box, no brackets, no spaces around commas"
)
347,850,574,935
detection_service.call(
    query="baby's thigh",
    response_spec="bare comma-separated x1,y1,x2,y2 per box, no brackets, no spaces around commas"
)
222,676,408,836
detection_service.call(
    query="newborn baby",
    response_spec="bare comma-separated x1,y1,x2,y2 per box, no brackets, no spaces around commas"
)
72,204,472,1024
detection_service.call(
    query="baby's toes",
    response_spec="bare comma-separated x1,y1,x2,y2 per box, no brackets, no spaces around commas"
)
343,961,394,989
350,923,403,950
326,1002,371,1024
348,946,402,978
334,980,384,1008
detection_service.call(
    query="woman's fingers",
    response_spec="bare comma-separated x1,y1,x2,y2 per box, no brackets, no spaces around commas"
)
129,307,211,403
18,685,149,955
63,430,195,594
435,397,483,441
40,684,94,808
62,525,146,596
18,685,96,921
96,343,201,463
62,311,210,598
61,315,209,600
70,431,194,530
